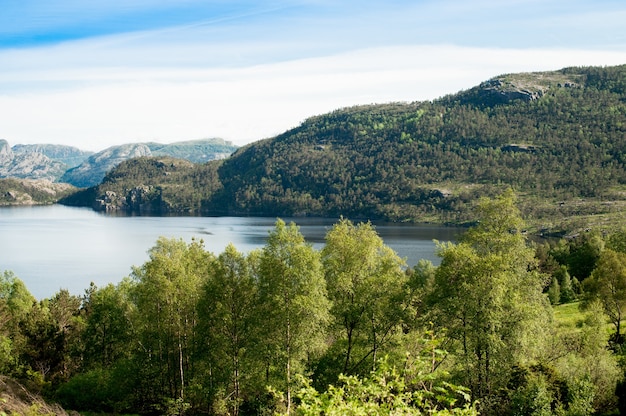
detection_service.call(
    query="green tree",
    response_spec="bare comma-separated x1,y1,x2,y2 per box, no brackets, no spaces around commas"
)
321,218,408,378
47,289,83,382
548,276,561,305
607,228,626,254
257,219,330,415
0,271,35,374
429,190,551,406
582,249,626,343
81,280,135,370
130,237,210,408
555,265,576,303
196,244,259,415
292,333,477,415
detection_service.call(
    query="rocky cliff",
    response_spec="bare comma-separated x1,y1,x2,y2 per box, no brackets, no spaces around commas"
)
12,143,92,167
0,140,68,181
60,143,152,187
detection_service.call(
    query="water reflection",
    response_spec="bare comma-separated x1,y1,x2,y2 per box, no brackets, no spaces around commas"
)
0,205,463,300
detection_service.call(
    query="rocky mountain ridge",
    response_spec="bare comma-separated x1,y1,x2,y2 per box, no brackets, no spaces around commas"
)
0,138,238,187
0,140,69,181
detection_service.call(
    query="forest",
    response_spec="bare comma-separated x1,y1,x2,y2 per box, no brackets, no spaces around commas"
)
60,65,626,234
2,190,626,415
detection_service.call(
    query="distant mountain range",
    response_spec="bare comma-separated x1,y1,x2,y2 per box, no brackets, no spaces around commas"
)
3,64,626,235
0,138,238,187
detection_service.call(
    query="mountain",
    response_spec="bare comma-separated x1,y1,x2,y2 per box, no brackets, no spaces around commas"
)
59,138,237,187
11,143,93,167
0,140,69,181
60,64,626,233
0,138,238,187
60,143,153,188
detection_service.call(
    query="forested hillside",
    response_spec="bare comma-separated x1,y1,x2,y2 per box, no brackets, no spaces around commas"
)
62,64,626,233
3,191,626,415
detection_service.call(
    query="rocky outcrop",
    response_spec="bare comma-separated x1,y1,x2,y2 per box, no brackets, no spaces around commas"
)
61,143,152,188
0,140,11,164
12,144,92,167
479,78,546,103
0,140,67,181
453,71,583,107
94,185,165,213
0,178,75,205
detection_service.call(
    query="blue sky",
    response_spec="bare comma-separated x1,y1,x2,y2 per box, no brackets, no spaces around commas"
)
1,0,626,150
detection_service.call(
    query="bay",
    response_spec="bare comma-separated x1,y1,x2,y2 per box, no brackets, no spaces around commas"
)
0,205,463,300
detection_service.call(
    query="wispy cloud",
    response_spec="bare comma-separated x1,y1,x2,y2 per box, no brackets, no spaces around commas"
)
2,44,625,151
1,0,625,150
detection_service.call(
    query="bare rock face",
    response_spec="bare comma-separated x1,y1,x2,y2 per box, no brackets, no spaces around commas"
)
0,140,13,165
478,78,547,104
456,71,582,107
0,140,67,181
12,144,92,167
61,143,153,188
93,185,164,213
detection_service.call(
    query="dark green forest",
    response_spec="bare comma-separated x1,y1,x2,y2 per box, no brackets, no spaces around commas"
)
61,65,626,234
3,191,626,415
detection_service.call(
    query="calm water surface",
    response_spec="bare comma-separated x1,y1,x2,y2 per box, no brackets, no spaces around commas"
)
0,205,463,299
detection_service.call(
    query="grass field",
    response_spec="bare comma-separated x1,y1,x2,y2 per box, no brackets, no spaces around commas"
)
553,301,586,330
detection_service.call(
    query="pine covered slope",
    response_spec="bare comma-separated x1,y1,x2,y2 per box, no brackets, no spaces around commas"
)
64,65,626,233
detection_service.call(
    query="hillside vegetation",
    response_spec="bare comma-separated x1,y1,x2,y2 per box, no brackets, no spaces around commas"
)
4,193,626,415
62,65,626,234
0,178,76,206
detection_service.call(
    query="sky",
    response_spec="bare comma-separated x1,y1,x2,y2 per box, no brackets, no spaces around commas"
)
1,0,626,151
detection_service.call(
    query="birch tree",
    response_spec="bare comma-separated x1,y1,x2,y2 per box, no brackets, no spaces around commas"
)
197,244,259,415
131,237,210,407
321,218,408,377
257,220,330,415
429,190,550,404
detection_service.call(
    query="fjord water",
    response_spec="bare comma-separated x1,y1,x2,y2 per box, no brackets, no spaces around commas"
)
0,205,462,300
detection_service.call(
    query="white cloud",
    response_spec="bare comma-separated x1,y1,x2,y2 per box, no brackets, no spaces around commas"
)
1,44,625,151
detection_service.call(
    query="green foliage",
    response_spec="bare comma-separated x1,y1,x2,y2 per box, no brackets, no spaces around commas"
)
196,244,260,415
429,190,551,406
548,276,561,305
257,220,331,414
60,65,626,230
582,249,626,343
0,178,76,206
607,227,626,254
81,281,134,370
129,237,210,405
321,218,408,379
292,353,478,416
6,198,626,414
549,300,622,413
557,266,576,304
507,365,566,416
55,368,112,412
